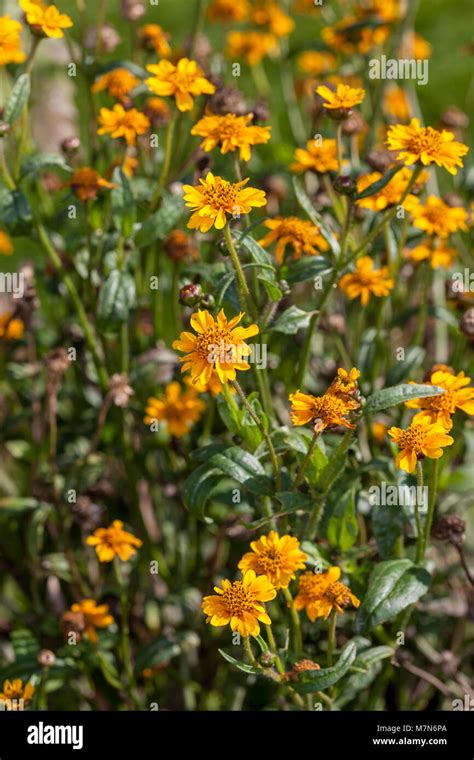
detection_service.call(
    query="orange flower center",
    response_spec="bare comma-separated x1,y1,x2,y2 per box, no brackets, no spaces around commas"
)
422,389,454,413
310,394,348,424
202,179,239,211
324,581,352,606
409,127,443,155
195,324,234,360
221,581,257,615
255,548,283,576
397,423,428,453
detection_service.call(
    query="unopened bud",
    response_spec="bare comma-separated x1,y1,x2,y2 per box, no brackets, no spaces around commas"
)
179,283,202,307
333,175,356,197
38,649,56,668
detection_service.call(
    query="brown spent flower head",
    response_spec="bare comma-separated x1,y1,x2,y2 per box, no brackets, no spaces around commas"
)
287,658,321,681
108,373,134,408
164,230,198,262
432,514,466,547
70,167,115,203
121,0,145,21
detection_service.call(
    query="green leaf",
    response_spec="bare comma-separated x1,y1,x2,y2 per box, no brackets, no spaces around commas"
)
20,153,71,179
97,270,136,328
275,492,313,511
0,189,32,227
134,637,181,674
218,649,261,674
354,165,402,200
293,177,341,255
270,306,316,335
4,74,30,125
364,383,445,414
0,497,44,515
293,642,357,693
356,559,430,632
372,503,406,558
286,256,332,284
183,463,223,522
134,193,184,248
257,275,282,302
210,447,273,495
111,167,136,238
326,484,359,551
385,347,426,386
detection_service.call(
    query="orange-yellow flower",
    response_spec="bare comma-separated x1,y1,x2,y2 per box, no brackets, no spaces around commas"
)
294,567,360,621
409,196,468,238
86,520,142,562
182,172,266,232
388,418,454,473
208,0,250,22
144,381,205,437
355,167,423,212
405,368,474,430
225,30,278,65
145,58,215,112
355,0,402,23
172,308,259,385
191,371,230,397
405,240,457,270
251,1,295,37
0,230,13,255
291,138,339,174
339,256,394,306
316,83,365,110
0,312,24,340
371,421,388,444
0,679,35,706
144,97,171,127
383,85,411,123
400,31,432,60
202,569,276,636
19,0,73,38
138,23,171,57
238,531,308,589
289,390,358,431
259,216,329,263
297,50,336,76
191,112,271,162
69,167,115,203
328,366,361,402
0,15,26,65
92,68,140,102
386,118,469,175
322,17,389,55
97,104,150,145
69,599,114,643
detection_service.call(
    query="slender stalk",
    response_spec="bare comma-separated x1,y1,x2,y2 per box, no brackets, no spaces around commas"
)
424,459,438,555
243,636,258,666
113,559,141,709
265,624,285,675
282,587,303,653
327,610,336,667
224,224,255,318
149,113,176,213
293,430,319,490
0,141,15,190
415,461,425,563
335,122,344,175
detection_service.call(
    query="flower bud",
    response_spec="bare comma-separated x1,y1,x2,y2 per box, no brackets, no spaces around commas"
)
38,649,56,668
333,174,356,197
200,293,215,310
179,283,202,307
260,651,276,668
61,136,81,155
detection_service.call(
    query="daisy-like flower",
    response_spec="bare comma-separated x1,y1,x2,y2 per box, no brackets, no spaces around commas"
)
172,308,259,385
251,1,295,38
405,240,457,270
386,118,469,175
0,16,26,65
202,569,276,636
409,196,468,238
144,97,171,128
191,112,271,162
328,366,361,402
86,520,143,562
225,30,278,65
294,567,360,622
144,381,205,437
69,599,114,643
0,678,35,707
405,368,474,430
259,216,329,264
316,83,365,110
238,531,308,589
371,420,388,444
0,230,13,255
291,138,339,174
208,0,250,22
145,58,215,113
388,418,454,473
19,0,73,39
297,50,336,76
383,85,411,123
356,167,423,212
0,312,24,340
400,31,432,60
289,390,359,432
92,68,140,102
182,172,266,232
138,23,171,56
339,256,394,306
355,0,402,23
191,371,231,397
69,167,115,203
97,104,150,145
322,18,389,56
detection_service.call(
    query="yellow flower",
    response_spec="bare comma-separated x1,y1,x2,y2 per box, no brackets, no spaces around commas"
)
409,196,468,238
69,599,114,643
97,104,150,145
294,567,360,621
144,96,171,127
251,1,295,37
86,520,142,562
291,138,339,174
322,17,389,55
0,312,24,340
191,371,231,397
19,0,73,39
400,31,432,60
259,216,329,264
92,68,140,102
355,0,402,23
386,118,469,175
289,390,358,431
238,531,308,589
0,679,35,706
405,369,474,430
207,0,250,22
297,50,336,76
69,167,114,203
202,569,276,637
225,30,278,65
339,256,394,306
145,58,215,112
123,154,139,178
0,16,26,65
191,112,271,162
316,83,365,110
388,418,454,473
383,85,411,123
355,167,423,212
405,240,457,270
144,381,205,437
182,172,266,232
371,421,388,444
328,367,361,402
0,230,13,255
172,308,259,385
138,23,171,56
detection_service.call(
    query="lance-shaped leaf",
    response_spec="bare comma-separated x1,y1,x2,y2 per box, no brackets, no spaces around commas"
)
270,306,316,335
354,165,403,200
218,649,261,675
292,641,357,693
293,177,341,255
364,383,445,414
4,74,30,125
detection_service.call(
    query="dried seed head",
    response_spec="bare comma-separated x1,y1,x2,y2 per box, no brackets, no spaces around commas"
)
366,148,394,173
84,23,121,53
38,649,56,668
109,373,134,408
61,611,85,642
342,110,366,136
432,514,466,546
460,308,474,339
207,83,248,116
120,0,146,21
72,495,104,534
440,106,469,131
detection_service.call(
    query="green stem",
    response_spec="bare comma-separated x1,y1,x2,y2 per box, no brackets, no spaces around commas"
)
415,460,425,563
149,113,176,213
282,587,303,653
327,610,336,667
224,224,255,318
293,430,319,490
243,636,258,666
0,141,15,190
265,624,285,675
335,122,344,175
113,559,141,709
424,459,438,557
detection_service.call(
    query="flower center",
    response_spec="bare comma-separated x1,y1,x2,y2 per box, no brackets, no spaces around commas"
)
423,389,454,412
256,548,283,576
310,394,347,423
410,127,442,154
195,325,235,363
324,581,351,606
221,581,257,616
398,423,428,452
202,178,239,211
